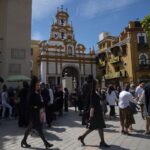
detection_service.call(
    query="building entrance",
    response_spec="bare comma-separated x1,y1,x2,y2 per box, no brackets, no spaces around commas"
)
62,66,79,92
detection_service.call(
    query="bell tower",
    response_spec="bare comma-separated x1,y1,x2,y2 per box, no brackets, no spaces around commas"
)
56,5,69,27
49,5,76,56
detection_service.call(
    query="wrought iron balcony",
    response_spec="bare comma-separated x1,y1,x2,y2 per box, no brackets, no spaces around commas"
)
110,56,121,64
138,63,150,70
137,43,149,51
98,59,106,67
104,70,127,80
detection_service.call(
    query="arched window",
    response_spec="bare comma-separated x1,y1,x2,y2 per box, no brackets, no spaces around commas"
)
68,46,73,55
139,53,148,64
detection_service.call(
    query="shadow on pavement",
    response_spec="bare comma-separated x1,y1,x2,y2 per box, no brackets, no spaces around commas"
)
45,133,63,141
30,130,62,142
133,129,145,133
48,126,66,133
101,144,130,150
131,133,150,139
28,147,60,150
85,144,129,150
106,123,119,128
104,128,120,133
51,108,84,128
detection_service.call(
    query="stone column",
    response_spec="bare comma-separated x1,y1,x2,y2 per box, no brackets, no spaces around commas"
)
41,61,47,83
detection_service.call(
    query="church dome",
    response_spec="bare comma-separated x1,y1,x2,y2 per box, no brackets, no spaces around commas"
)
76,44,85,51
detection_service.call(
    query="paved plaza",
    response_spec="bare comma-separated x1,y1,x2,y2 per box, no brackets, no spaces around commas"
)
0,107,150,150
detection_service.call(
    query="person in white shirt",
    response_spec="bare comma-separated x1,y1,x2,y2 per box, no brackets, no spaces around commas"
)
140,82,150,134
135,81,144,102
106,85,118,118
119,84,137,135
48,86,54,105
135,81,144,119
45,84,54,127
1,84,12,119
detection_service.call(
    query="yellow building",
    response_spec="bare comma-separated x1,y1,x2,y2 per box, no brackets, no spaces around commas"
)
31,40,41,77
96,21,150,87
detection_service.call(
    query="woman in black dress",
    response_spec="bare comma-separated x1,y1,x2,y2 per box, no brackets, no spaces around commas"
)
21,76,53,149
64,87,69,112
78,79,110,148
18,81,29,127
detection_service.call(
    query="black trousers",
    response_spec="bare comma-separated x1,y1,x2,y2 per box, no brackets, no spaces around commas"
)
64,98,68,112
22,121,47,145
109,105,115,116
45,105,53,126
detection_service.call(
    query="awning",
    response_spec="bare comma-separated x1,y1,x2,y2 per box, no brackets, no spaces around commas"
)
6,75,31,82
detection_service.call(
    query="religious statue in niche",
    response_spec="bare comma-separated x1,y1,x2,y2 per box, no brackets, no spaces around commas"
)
61,32,65,39
61,19,65,26
54,33,58,39
68,46,73,55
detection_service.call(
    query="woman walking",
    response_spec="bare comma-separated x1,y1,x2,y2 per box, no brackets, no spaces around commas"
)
106,85,118,119
21,76,53,149
64,87,69,112
119,84,137,135
1,84,12,119
18,81,29,127
140,82,150,134
78,79,110,148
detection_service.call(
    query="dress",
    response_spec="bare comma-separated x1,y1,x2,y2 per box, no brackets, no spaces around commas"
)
29,91,43,130
144,83,150,116
89,93,106,130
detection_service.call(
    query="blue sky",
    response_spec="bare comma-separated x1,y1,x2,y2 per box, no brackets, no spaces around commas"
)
32,0,150,52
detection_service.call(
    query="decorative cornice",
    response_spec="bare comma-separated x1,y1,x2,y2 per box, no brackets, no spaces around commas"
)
40,59,95,64
39,55,95,61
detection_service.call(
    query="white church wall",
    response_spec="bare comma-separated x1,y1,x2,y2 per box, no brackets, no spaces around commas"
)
48,40,63,46
57,63,61,74
41,61,47,83
85,64,91,75
92,64,96,78
80,64,84,75
48,62,56,74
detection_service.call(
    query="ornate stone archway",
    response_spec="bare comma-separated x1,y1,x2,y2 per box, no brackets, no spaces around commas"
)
62,65,80,89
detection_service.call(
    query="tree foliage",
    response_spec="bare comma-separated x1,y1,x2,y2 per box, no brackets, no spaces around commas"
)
141,14,150,36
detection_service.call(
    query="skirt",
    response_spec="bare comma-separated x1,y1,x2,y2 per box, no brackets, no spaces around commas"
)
119,106,135,128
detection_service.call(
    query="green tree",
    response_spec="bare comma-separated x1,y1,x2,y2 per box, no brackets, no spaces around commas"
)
141,14,150,36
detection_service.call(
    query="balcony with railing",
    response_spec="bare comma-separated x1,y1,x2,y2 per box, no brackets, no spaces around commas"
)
137,43,149,51
98,59,106,68
138,63,150,70
110,56,121,64
104,70,127,80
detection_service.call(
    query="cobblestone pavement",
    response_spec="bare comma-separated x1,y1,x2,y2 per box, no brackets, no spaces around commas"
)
0,107,150,150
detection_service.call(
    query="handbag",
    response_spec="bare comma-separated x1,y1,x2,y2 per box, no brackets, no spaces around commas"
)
129,102,137,114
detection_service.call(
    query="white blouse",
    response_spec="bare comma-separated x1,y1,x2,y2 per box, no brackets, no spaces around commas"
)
119,91,137,109
106,91,118,106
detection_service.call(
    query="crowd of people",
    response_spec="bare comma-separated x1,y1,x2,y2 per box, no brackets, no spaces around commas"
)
0,75,150,149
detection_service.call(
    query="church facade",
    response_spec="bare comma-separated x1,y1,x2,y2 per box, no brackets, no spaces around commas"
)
33,7,96,88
